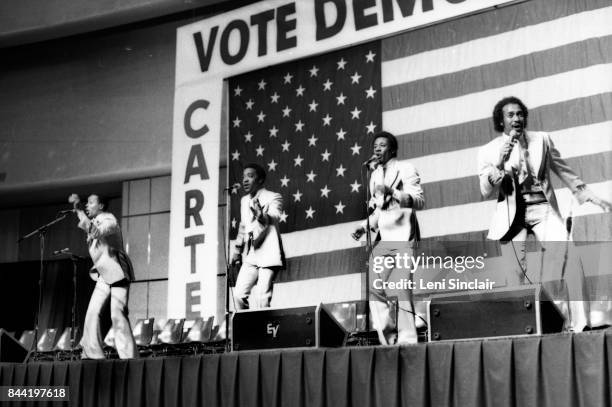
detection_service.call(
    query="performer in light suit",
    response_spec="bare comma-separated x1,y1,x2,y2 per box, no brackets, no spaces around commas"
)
68,193,137,359
351,131,424,345
478,96,610,331
231,163,285,310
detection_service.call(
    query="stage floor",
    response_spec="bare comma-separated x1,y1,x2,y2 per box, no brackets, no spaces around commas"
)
1,330,611,407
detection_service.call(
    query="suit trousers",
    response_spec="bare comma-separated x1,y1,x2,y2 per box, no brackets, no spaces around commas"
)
234,262,275,310
369,242,417,344
80,279,137,359
501,202,589,330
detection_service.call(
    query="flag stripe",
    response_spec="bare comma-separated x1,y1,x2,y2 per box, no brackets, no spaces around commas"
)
381,0,611,61
281,221,362,258
382,8,612,89
393,94,612,159
383,35,612,110
421,150,612,211
278,246,366,283
277,180,612,258
274,181,612,258
383,63,612,135
274,273,612,304
272,273,363,307
419,181,612,238
276,212,612,282
411,121,612,185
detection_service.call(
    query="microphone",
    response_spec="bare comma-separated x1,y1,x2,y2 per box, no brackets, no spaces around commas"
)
509,128,522,141
52,248,70,256
502,129,522,163
224,183,242,191
362,155,379,166
58,209,75,215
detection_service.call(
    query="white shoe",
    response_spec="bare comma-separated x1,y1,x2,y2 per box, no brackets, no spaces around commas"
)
375,329,389,346
397,330,418,345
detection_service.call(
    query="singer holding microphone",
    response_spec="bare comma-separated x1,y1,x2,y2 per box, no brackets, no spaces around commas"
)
231,163,285,310
351,131,424,345
68,193,137,359
478,96,611,331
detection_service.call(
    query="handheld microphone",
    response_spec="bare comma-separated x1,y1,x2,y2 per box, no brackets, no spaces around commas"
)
362,155,379,166
509,128,522,141
502,129,522,163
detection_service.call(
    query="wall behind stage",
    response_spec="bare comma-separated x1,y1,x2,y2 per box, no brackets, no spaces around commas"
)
0,17,180,194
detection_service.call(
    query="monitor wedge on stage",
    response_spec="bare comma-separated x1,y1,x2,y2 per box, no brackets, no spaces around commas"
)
428,285,565,341
232,304,347,351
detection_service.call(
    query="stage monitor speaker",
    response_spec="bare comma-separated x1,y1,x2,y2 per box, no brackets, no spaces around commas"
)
428,285,564,341
0,329,28,363
232,304,347,351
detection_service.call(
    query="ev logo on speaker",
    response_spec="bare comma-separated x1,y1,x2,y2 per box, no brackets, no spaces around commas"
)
266,323,279,338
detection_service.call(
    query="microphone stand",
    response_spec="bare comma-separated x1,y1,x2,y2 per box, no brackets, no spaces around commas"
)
17,213,68,362
362,163,375,335
223,186,238,352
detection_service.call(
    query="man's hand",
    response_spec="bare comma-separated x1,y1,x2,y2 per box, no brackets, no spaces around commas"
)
581,188,612,212
374,184,393,196
599,199,612,212
591,197,611,213
497,139,515,168
351,226,365,241
375,185,394,209
250,198,264,221
90,225,101,239
488,168,505,186
68,194,80,206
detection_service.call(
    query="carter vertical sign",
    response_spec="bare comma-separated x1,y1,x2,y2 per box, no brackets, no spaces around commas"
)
170,0,516,319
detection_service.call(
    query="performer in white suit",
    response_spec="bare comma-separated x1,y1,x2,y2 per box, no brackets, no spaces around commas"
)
232,163,285,310
69,193,137,359
478,96,610,331
352,131,424,345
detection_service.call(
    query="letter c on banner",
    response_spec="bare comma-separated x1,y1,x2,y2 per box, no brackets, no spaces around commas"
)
184,99,210,139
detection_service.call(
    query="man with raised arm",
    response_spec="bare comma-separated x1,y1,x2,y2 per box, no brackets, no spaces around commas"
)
69,193,137,359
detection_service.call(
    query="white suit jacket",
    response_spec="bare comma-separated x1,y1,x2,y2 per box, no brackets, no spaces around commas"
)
362,158,425,242
235,188,285,268
78,212,134,284
478,130,587,240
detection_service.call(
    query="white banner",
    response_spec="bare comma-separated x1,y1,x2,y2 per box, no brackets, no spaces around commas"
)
168,80,223,319
170,0,517,319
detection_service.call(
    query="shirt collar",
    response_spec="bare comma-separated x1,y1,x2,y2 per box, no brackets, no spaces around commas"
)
250,187,264,200
382,157,397,170
502,131,527,142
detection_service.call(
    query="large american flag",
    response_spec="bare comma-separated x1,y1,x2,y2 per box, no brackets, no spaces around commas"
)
229,43,380,234
228,0,612,305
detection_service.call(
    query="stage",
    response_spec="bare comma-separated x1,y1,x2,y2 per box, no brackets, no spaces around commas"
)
2,330,610,407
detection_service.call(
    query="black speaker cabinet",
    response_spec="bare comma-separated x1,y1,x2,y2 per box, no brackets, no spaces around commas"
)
232,305,347,351
0,329,28,363
428,285,564,341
